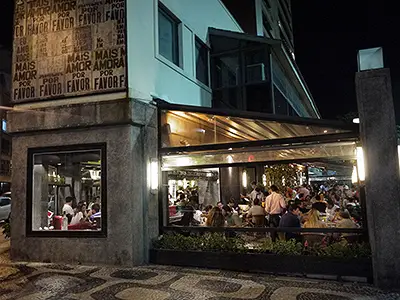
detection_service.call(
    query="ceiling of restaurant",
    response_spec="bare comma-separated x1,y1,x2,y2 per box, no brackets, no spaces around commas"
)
161,110,357,149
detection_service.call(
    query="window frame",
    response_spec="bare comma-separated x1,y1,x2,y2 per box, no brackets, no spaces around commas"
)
158,2,181,67
194,36,210,87
26,143,107,238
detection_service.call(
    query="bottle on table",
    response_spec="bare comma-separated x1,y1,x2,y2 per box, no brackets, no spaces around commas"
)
61,212,68,230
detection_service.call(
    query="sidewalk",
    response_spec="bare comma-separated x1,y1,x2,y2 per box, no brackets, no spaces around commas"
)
0,260,399,299
0,233,19,282
0,234,399,300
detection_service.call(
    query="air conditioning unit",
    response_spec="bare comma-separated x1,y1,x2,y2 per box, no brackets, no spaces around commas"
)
246,63,266,83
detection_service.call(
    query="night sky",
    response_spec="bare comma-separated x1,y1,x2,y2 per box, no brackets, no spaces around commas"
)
0,0,13,49
1,1,399,121
292,0,400,121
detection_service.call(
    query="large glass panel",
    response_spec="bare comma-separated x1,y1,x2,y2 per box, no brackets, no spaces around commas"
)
166,168,220,225
212,88,242,110
162,141,357,169
274,86,289,115
30,148,103,232
161,159,365,233
246,83,273,113
213,54,240,88
160,110,355,148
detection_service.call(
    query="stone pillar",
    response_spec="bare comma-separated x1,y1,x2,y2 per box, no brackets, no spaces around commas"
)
355,68,400,289
32,164,48,230
9,99,159,266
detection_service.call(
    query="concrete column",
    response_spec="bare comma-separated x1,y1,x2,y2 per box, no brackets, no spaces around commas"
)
32,164,48,230
355,68,400,289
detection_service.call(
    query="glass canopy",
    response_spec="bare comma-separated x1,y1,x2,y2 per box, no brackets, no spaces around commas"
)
162,141,357,170
160,109,358,150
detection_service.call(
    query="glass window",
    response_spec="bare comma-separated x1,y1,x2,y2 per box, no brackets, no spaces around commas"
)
1,138,10,156
246,84,273,113
0,160,10,176
158,4,180,66
274,86,289,115
28,145,106,236
195,37,209,86
288,105,298,117
213,54,240,88
160,110,354,149
0,197,10,206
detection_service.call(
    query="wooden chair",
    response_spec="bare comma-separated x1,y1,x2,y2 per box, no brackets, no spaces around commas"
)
253,215,266,227
302,233,325,246
253,215,265,238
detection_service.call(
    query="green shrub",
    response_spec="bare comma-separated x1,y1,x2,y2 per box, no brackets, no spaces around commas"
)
153,234,371,259
202,233,246,253
271,239,302,256
153,233,246,253
321,241,371,259
153,234,203,251
255,238,273,253
2,220,10,239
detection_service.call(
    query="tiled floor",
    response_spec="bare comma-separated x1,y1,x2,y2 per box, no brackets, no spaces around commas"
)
0,263,399,300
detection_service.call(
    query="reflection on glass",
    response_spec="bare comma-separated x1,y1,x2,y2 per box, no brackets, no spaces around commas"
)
160,110,353,149
215,55,239,88
167,169,220,226
162,142,357,169
31,149,102,232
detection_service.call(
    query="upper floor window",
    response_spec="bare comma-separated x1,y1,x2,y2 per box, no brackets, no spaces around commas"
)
195,37,209,86
158,4,180,66
1,138,10,156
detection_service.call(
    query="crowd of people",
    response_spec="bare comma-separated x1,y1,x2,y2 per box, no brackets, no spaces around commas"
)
171,181,362,242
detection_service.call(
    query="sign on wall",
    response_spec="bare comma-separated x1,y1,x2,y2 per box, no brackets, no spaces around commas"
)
12,0,126,103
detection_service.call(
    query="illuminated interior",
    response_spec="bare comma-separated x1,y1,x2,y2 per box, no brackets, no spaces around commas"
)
160,110,355,148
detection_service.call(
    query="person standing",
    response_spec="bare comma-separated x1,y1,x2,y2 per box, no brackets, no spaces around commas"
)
265,185,286,241
241,181,258,206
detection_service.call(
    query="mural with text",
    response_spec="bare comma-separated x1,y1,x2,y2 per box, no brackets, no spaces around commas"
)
12,0,126,102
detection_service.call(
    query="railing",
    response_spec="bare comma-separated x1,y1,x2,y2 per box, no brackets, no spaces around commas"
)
162,226,366,234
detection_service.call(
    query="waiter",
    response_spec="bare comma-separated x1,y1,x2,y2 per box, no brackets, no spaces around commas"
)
265,185,286,241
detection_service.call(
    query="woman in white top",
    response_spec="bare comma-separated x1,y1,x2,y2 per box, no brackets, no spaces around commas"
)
70,201,87,226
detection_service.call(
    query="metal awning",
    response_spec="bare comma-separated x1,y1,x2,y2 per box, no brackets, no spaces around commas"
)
158,101,359,153
157,101,359,170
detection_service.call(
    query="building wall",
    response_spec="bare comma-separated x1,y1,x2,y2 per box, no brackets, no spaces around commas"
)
126,0,242,107
9,100,159,266
259,0,294,56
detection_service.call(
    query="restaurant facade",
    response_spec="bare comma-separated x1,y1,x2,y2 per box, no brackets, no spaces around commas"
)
8,0,374,273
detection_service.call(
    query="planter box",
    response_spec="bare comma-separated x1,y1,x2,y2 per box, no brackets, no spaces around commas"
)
149,249,372,279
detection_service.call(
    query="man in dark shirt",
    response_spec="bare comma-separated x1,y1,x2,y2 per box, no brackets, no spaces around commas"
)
312,195,327,214
295,199,309,214
279,204,301,241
